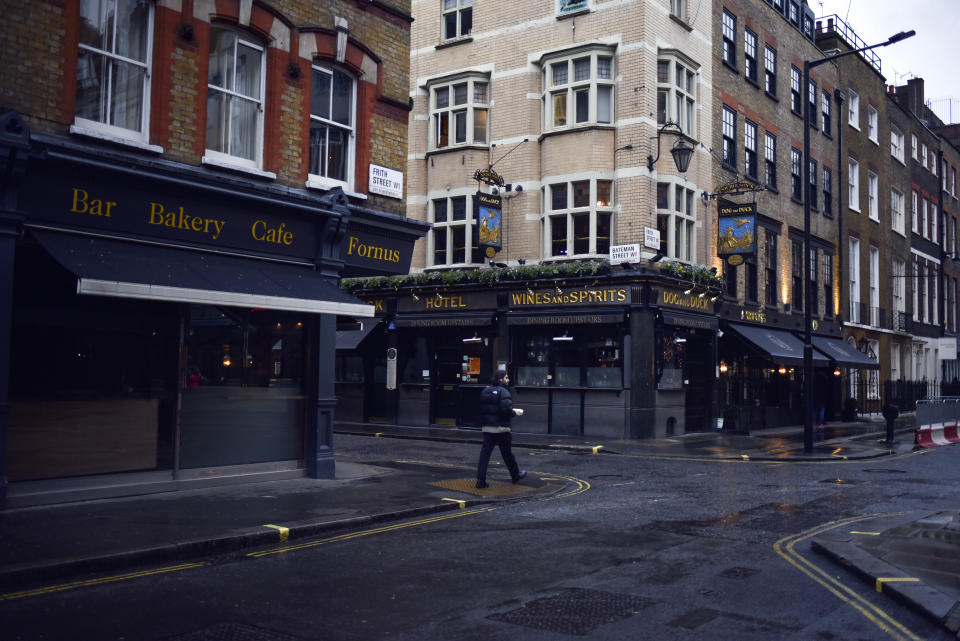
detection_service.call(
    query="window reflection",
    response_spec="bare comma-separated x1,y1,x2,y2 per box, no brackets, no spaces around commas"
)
515,328,622,388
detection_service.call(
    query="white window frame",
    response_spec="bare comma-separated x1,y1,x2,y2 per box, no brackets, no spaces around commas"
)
911,133,918,160
932,202,939,244
722,10,737,68
443,0,473,41
912,190,919,233
890,127,904,163
73,0,155,147
428,193,480,268
307,63,357,192
543,48,615,133
670,0,685,19
848,157,860,211
892,258,906,320
428,73,489,151
922,143,929,168
848,89,859,129
891,187,904,235
913,261,919,322
764,45,777,96
204,27,267,173
544,178,614,259
869,246,879,326
849,237,860,323
558,0,591,16
656,51,698,137
867,171,878,221
655,178,697,262
867,105,878,143
821,90,831,133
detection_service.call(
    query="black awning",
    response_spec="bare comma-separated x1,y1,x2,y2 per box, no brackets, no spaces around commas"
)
394,312,495,328
725,322,829,366
661,310,718,331
811,336,880,369
336,320,381,350
34,230,374,317
506,310,625,325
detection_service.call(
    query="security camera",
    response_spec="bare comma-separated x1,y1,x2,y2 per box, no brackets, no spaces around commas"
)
515,184,523,192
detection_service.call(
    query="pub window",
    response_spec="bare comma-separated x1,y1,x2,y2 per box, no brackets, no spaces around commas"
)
429,75,489,150
790,66,801,115
721,10,737,68
744,119,758,180
309,63,356,191
822,166,833,217
206,26,266,170
430,195,482,267
515,329,621,389
657,54,697,137
821,89,831,135
744,28,758,84
721,105,736,168
764,231,777,306
543,49,614,132
823,254,833,317
75,0,154,144
764,131,777,190
443,0,472,41
656,180,696,262
336,354,364,382
725,263,738,298
545,179,613,259
764,45,777,97
746,257,758,303
792,240,803,310
809,247,819,314
790,147,802,201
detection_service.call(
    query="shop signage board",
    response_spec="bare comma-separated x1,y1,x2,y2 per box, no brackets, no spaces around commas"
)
655,288,715,314
717,201,756,260
509,286,630,307
368,164,403,199
340,222,415,275
644,227,660,249
397,290,498,313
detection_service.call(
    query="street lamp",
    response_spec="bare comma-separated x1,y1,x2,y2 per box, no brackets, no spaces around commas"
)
648,121,694,173
801,28,915,453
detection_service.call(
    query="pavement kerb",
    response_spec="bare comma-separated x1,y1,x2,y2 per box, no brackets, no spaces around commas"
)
0,481,564,592
812,538,960,634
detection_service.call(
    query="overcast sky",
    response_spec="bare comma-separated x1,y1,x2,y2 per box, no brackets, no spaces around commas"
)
813,0,959,122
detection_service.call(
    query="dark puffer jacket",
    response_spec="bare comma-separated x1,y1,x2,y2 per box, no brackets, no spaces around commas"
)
478,383,515,429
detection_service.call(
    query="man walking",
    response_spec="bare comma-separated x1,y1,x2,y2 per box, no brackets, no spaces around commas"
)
476,370,526,489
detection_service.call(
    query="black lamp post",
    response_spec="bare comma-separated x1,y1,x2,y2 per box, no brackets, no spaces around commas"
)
648,121,694,173
801,28,914,453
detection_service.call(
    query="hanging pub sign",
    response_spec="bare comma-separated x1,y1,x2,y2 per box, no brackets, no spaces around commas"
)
717,201,756,264
473,167,504,187
475,191,502,257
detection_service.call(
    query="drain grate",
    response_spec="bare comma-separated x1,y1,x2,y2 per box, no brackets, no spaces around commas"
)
488,588,655,635
720,566,761,579
165,622,300,641
430,478,530,496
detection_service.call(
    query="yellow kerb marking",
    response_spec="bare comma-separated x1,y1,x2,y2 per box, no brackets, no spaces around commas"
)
264,524,290,541
375,432,383,437
741,454,750,460
442,498,466,508
592,445,604,454
850,531,881,536
876,577,920,592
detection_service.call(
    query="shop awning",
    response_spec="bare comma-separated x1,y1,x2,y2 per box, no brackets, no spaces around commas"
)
336,320,380,350
811,336,880,369
34,230,374,317
393,312,495,328
725,323,829,366
661,310,718,331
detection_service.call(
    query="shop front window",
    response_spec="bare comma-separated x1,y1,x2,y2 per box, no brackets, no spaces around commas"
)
515,328,621,388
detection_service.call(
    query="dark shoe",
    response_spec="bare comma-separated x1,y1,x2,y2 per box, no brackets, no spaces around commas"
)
512,470,527,483
475,480,489,489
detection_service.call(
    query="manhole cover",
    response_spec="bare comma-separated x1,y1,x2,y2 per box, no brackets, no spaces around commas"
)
720,566,760,579
488,588,655,635
165,622,300,641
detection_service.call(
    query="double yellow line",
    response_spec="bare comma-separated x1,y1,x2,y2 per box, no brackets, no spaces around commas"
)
774,514,922,641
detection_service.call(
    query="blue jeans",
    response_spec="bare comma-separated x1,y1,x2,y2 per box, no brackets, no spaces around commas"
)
476,432,520,482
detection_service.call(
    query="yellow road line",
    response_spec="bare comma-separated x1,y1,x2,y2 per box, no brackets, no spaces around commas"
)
263,524,290,541
850,531,881,536
539,474,591,501
0,562,207,602
247,508,489,558
774,514,921,641
876,577,920,593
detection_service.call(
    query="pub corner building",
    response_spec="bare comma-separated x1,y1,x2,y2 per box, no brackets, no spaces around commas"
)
0,120,425,509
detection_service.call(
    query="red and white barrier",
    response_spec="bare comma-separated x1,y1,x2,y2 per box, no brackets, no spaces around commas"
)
915,422,960,448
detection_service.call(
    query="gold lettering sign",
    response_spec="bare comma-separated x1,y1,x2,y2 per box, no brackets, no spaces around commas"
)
147,201,226,240
659,289,711,311
71,187,116,218
740,309,766,323
510,287,628,306
346,235,400,263
424,294,467,310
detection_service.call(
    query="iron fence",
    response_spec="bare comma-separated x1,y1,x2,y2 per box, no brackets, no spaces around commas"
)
846,379,960,414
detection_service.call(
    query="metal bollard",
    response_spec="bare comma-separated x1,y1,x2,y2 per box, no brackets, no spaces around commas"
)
882,404,899,445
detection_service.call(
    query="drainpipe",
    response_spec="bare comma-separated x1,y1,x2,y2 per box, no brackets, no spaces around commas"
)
834,88,846,323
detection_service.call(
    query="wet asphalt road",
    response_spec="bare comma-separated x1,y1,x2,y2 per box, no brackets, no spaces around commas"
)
2,434,958,641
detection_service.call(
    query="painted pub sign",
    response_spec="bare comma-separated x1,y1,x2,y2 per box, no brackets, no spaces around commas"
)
717,201,756,265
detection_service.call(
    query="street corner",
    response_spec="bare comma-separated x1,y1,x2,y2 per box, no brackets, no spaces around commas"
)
429,473,568,500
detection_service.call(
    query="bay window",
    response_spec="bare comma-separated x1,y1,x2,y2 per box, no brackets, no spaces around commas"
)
430,195,482,267
545,179,613,258
656,180,696,262
544,48,614,132
430,75,489,149
658,53,698,136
